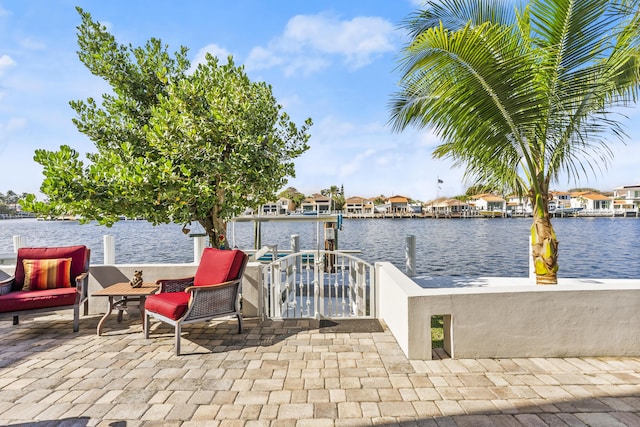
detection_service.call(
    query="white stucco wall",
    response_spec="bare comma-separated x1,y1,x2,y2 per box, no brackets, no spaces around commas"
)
378,263,640,359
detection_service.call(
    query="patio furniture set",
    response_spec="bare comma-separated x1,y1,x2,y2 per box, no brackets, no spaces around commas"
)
0,245,248,355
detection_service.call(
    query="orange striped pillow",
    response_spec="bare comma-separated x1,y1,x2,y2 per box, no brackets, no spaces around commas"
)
22,258,72,291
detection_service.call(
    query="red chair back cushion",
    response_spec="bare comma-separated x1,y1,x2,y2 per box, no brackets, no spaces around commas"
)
14,246,88,290
193,248,245,287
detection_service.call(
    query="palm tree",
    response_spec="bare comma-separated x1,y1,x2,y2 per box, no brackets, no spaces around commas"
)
390,0,640,284
321,185,345,211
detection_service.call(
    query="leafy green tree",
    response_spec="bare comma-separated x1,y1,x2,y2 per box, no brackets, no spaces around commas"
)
24,7,311,248
278,187,306,209
373,195,386,205
465,185,495,197
568,188,601,194
391,0,640,284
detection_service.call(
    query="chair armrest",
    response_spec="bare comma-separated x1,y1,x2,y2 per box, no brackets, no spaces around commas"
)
0,276,14,295
156,277,194,293
74,271,88,293
184,278,240,293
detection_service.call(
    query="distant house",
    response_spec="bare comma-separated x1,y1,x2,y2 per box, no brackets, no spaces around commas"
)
505,194,531,215
345,196,374,215
570,192,612,211
550,191,572,209
300,194,331,213
613,185,640,211
386,195,411,213
432,198,469,216
260,202,279,215
276,197,295,214
470,193,506,212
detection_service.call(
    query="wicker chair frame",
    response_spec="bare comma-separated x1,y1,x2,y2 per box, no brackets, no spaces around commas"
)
144,252,248,355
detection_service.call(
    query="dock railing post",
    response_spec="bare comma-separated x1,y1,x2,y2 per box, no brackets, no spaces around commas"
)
406,235,416,277
103,235,115,265
193,235,207,263
12,235,26,252
290,234,300,270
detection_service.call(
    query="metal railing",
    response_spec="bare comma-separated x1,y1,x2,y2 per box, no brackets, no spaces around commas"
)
262,250,375,320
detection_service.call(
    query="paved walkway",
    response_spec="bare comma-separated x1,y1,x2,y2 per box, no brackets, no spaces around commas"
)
1,313,640,426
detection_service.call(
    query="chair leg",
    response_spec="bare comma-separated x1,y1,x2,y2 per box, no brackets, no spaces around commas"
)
73,305,80,332
175,323,181,356
13,315,18,325
237,314,243,334
144,314,150,339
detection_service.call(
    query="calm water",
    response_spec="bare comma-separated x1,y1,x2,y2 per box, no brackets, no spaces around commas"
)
1,217,638,278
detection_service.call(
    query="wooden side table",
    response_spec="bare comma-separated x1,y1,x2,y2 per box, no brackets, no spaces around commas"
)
93,282,159,336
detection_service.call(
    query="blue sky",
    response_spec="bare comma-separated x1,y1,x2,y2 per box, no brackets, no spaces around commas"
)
1,1,640,202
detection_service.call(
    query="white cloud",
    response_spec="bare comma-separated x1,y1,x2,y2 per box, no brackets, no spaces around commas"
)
246,13,399,76
246,46,283,70
189,43,232,72
0,6,10,17
4,117,27,131
20,37,46,51
0,117,27,150
0,55,16,76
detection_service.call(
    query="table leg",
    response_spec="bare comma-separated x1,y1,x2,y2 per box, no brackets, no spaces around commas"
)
116,297,127,322
97,296,114,336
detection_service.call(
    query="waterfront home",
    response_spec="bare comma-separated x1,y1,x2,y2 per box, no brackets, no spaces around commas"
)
408,202,422,213
613,184,640,209
431,198,469,217
385,195,411,213
505,194,532,216
470,193,506,213
613,198,636,215
570,191,612,212
264,198,295,215
260,202,279,215
300,193,331,213
344,196,375,215
551,190,572,209
276,197,296,214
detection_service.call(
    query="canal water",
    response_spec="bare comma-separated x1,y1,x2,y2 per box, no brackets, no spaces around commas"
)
1,217,638,278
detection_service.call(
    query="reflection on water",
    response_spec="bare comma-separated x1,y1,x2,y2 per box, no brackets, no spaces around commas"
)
1,217,638,278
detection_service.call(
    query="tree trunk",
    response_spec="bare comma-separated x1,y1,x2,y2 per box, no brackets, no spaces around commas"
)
531,199,558,285
200,212,228,249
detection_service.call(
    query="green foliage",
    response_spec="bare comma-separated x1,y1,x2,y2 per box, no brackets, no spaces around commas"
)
465,184,495,197
25,7,312,246
0,190,21,214
431,315,443,349
567,188,601,194
373,195,386,205
278,187,306,207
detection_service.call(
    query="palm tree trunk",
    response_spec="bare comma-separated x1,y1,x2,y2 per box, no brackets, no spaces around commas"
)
530,205,558,285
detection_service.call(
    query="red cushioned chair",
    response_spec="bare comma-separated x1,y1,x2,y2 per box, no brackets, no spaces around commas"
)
0,245,90,332
144,248,248,355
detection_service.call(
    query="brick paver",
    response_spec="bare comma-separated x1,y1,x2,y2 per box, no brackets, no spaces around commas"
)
1,314,640,426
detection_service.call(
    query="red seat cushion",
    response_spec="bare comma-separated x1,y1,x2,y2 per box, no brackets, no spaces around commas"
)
193,248,245,287
14,246,88,291
0,288,78,313
145,292,191,320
